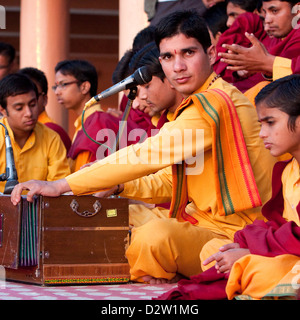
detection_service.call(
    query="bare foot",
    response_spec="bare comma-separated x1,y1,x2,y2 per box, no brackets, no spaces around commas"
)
142,274,183,285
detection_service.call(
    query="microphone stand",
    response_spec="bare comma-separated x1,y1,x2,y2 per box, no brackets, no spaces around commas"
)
0,123,19,194
113,87,137,152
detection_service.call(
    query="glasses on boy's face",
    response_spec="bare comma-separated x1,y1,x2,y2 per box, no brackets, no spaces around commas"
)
52,81,79,91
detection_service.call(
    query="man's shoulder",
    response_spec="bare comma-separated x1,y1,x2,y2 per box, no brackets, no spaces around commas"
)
200,78,254,108
173,78,254,121
216,78,254,106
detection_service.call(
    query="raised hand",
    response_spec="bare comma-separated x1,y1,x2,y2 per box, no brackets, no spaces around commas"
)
218,32,275,76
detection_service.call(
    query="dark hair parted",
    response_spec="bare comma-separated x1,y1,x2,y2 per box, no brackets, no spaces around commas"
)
0,42,15,65
228,0,259,12
55,60,98,97
262,0,300,6
0,73,38,110
112,26,156,85
18,67,48,95
255,74,300,132
154,10,212,52
129,42,165,81
203,2,228,37
112,50,134,85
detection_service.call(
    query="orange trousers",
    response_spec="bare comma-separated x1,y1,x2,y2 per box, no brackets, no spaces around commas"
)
126,218,227,282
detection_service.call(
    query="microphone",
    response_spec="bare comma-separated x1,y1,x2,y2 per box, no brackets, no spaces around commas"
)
85,66,152,108
0,123,19,194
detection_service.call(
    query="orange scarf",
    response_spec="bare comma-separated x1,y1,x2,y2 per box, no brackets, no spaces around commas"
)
169,89,262,223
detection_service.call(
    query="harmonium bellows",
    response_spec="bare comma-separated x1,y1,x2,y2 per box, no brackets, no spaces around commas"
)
0,194,130,285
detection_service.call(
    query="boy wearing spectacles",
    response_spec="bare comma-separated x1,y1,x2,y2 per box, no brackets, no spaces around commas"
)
53,59,140,172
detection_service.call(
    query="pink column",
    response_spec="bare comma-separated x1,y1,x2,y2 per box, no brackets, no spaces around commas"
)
20,0,70,130
119,0,148,58
118,0,148,105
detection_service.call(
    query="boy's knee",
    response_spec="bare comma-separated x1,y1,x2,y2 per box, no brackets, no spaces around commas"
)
131,218,178,245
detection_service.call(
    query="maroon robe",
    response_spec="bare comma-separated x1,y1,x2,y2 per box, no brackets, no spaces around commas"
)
214,12,271,92
268,26,300,75
214,12,300,92
68,94,154,163
119,94,153,133
67,110,142,162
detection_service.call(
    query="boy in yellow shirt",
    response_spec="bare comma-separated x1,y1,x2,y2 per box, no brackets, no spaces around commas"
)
0,73,70,193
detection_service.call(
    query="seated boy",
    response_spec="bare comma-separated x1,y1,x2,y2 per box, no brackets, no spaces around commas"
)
0,73,70,193
53,59,141,172
18,67,72,152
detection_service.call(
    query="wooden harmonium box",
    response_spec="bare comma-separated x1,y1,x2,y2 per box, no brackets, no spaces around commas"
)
0,194,130,286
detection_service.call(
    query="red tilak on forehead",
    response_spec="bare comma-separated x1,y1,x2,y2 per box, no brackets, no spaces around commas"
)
174,49,177,54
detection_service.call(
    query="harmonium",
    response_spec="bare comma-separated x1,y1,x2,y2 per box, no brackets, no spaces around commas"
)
0,194,130,286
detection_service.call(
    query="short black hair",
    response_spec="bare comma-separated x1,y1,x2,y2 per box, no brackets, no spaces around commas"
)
228,0,259,12
112,26,156,85
0,73,38,110
255,74,300,132
0,42,15,65
54,60,98,97
112,50,134,84
18,67,48,95
132,26,156,52
203,2,228,37
129,42,165,81
262,0,299,6
154,10,212,53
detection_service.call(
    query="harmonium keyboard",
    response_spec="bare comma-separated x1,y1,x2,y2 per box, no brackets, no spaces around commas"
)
0,194,130,285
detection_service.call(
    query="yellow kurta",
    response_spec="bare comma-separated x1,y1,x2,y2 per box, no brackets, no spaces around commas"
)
282,157,300,225
244,56,293,109
226,254,300,300
65,73,277,280
0,118,70,193
244,81,271,107
272,56,293,81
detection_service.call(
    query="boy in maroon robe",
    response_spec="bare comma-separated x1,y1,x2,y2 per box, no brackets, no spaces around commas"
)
217,0,300,92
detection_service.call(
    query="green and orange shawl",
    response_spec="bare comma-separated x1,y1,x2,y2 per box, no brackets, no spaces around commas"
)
169,88,262,224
